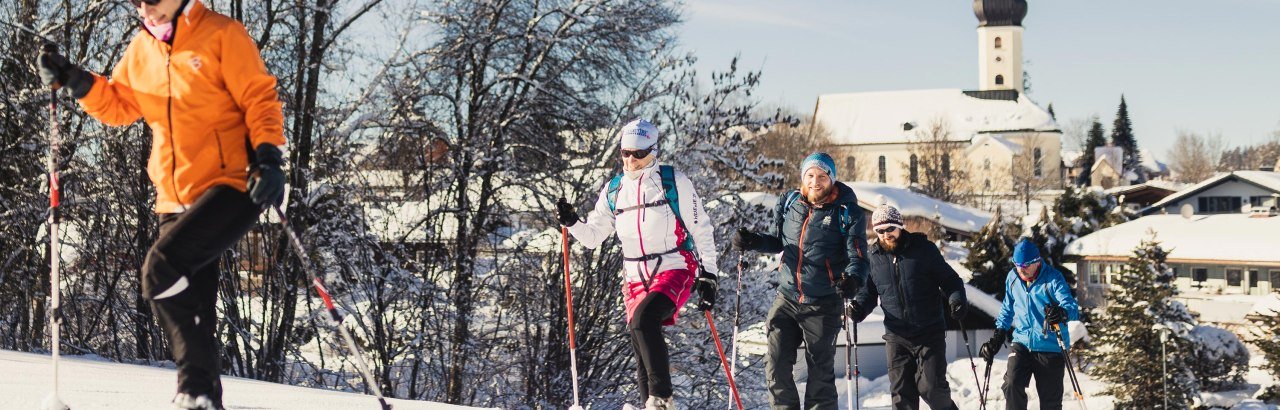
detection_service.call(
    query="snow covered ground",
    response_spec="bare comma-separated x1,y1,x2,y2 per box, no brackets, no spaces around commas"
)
0,350,488,410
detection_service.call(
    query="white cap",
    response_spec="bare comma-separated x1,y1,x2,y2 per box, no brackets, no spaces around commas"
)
619,119,659,150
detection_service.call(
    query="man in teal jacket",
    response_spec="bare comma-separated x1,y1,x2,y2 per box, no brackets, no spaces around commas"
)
980,238,1080,410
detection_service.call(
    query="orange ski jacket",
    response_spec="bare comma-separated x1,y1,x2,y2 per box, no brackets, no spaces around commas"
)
78,1,285,213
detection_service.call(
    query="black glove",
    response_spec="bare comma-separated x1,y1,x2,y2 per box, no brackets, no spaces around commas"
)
1045,304,1068,327
980,328,1009,363
556,197,579,226
248,144,286,207
732,227,760,252
692,268,718,311
844,300,867,323
37,45,94,99
835,274,863,299
949,295,968,320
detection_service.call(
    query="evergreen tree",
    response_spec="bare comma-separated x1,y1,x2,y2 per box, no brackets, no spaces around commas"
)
965,207,1017,299
1026,206,1075,285
1084,235,1198,408
1249,302,1280,401
1110,95,1143,182
1076,118,1106,186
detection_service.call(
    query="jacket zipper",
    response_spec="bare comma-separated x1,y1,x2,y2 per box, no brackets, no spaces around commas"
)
213,130,226,169
893,255,911,324
165,46,180,208
825,259,836,286
794,207,814,303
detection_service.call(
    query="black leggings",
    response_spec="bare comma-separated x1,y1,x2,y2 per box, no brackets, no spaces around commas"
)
629,292,677,400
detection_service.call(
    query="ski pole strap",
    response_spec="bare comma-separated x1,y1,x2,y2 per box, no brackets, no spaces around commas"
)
622,247,682,262
613,198,670,216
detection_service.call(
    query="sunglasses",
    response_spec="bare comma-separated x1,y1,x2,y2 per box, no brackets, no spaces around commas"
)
620,148,652,159
1014,258,1041,269
129,0,161,6
873,226,898,235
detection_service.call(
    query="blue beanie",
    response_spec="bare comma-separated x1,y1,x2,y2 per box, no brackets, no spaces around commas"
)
1012,238,1041,265
800,152,837,183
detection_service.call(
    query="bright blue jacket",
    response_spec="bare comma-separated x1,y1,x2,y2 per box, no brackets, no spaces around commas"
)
994,263,1081,353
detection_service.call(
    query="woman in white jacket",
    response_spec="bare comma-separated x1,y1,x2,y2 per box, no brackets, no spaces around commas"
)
556,119,721,410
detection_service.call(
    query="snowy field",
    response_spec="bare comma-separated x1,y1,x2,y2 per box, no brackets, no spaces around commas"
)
0,350,488,410
804,352,1279,410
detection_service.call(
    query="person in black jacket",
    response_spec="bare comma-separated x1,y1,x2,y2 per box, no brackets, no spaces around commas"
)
849,204,965,410
733,152,869,410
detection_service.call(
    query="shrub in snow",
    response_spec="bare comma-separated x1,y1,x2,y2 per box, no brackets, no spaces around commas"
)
964,206,1017,300
1188,325,1249,391
1250,306,1280,403
1083,234,1200,408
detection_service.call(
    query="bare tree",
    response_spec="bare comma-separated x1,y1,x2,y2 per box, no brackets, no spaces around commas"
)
1008,133,1060,216
752,110,835,188
1168,130,1224,183
905,118,970,204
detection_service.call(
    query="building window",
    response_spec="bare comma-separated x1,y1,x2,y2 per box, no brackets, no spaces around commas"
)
1227,268,1243,287
984,179,991,190
1199,197,1242,214
995,75,1004,85
983,158,991,171
909,154,919,184
878,156,887,183
847,156,856,179
1250,196,1269,207
1193,267,1208,283
1089,263,1101,284
942,154,951,179
1033,148,1043,178
994,37,1003,49
1271,270,1280,292
1250,269,1260,289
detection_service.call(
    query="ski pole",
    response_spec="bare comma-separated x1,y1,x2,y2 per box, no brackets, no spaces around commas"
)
1050,323,1087,410
273,206,391,410
728,254,744,410
956,320,985,410
980,356,993,407
705,310,744,410
42,42,69,410
561,226,583,410
843,302,859,410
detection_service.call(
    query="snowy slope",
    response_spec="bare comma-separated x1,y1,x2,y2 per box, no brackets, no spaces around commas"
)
0,350,488,410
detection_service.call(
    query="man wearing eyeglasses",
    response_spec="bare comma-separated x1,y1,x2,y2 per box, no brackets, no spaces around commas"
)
555,119,720,410
979,238,1080,410
37,1,285,408
731,152,869,410
847,204,965,410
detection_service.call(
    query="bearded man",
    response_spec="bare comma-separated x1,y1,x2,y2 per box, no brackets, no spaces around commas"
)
732,152,869,410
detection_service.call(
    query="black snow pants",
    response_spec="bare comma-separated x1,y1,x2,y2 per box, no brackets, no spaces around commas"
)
765,295,842,410
629,292,678,401
142,185,262,403
885,332,958,410
1003,343,1066,410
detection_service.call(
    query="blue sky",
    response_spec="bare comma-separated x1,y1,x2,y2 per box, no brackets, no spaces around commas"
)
679,0,1280,160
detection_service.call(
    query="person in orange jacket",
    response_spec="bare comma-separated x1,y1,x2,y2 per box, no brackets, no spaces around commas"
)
38,0,285,408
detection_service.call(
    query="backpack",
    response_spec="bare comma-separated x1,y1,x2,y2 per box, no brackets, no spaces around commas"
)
605,165,695,251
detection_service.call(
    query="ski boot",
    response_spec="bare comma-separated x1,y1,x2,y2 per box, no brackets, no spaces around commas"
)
644,395,676,410
172,393,225,410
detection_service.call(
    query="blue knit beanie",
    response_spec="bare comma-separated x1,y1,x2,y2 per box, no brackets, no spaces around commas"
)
1012,238,1041,265
800,152,837,183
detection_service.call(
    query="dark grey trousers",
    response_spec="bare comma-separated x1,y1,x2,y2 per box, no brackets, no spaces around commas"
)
1003,343,1066,410
142,185,262,403
885,333,958,410
765,295,842,410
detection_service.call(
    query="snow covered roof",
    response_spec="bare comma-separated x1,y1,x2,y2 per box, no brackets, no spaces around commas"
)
814,88,1059,145
846,182,994,234
1061,150,1083,167
1146,170,1280,212
1064,213,1280,263
966,133,1023,155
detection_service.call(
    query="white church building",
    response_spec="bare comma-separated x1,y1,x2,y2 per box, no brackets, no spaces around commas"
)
814,0,1063,194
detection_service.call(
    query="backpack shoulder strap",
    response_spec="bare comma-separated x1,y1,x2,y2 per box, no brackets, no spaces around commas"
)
606,173,624,213
659,165,696,251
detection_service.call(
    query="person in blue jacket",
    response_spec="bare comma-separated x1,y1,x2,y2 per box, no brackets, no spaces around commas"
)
980,238,1081,410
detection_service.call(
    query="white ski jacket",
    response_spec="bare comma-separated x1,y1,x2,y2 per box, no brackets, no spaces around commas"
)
568,162,720,284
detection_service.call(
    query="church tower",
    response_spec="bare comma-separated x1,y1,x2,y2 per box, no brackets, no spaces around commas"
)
974,0,1027,92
